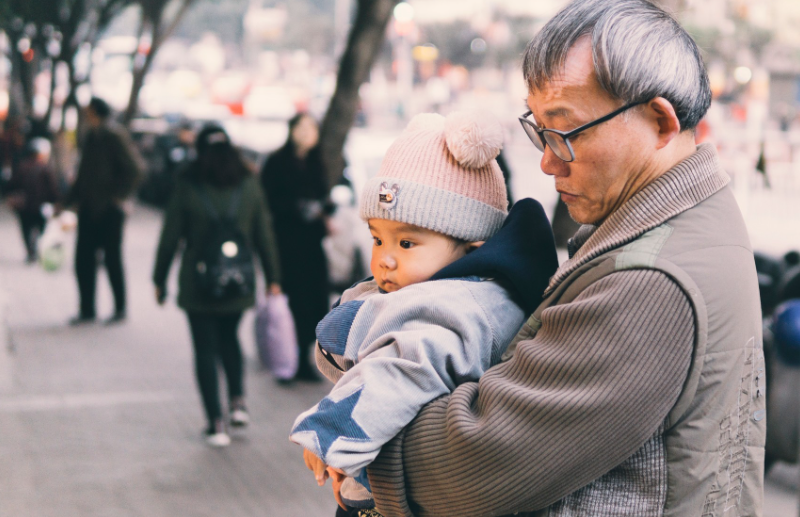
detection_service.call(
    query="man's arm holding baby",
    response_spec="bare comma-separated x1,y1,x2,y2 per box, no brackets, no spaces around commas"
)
367,270,695,517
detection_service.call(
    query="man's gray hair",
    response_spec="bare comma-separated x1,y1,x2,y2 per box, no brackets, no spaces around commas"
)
522,0,711,131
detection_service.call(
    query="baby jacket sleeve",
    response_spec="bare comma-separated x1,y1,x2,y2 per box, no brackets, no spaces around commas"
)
290,280,497,478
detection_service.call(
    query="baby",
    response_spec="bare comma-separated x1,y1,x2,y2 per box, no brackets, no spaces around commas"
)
290,111,558,516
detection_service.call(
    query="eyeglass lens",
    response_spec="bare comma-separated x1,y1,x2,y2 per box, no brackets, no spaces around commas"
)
522,123,545,153
542,132,572,161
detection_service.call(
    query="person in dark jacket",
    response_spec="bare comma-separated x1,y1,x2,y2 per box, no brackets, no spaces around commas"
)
64,97,143,325
153,124,282,447
5,138,59,263
260,113,332,382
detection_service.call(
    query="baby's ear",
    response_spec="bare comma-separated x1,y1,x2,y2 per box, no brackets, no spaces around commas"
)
466,241,485,253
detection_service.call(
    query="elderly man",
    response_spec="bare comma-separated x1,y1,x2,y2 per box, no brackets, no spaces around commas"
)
364,0,765,516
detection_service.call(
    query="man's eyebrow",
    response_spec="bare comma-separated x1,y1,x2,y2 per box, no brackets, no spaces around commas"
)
544,106,572,119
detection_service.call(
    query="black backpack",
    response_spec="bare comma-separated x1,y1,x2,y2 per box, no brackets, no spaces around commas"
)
194,183,255,300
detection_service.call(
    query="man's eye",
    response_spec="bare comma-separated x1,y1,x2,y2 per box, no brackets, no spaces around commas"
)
400,240,413,249
373,237,382,246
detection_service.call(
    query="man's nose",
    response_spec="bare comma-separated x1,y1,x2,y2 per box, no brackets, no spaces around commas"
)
540,146,569,177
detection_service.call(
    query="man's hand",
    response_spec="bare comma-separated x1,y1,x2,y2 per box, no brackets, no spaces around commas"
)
328,466,347,510
303,448,329,486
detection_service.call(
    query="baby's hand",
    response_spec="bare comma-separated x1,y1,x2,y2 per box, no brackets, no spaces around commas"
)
328,467,347,510
303,448,329,486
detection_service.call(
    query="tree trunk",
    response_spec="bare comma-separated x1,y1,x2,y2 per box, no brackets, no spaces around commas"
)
319,0,399,188
8,33,36,119
61,59,80,132
122,12,153,125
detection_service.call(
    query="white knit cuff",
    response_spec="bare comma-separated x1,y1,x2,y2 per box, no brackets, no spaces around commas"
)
359,177,507,242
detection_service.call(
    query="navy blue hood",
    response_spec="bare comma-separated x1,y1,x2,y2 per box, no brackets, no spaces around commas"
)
431,198,559,314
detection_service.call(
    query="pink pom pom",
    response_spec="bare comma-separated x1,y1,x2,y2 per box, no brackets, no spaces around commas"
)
444,111,503,169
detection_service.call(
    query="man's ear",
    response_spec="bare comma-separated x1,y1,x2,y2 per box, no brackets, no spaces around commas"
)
466,241,485,253
647,97,682,150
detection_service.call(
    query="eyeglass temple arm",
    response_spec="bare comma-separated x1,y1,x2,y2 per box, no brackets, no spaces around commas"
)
563,101,646,137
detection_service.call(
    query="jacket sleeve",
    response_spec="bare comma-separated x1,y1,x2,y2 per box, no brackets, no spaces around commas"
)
368,269,695,517
110,129,144,200
251,181,282,285
152,180,187,288
290,284,496,479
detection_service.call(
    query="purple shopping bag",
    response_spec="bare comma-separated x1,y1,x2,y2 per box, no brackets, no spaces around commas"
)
255,293,299,380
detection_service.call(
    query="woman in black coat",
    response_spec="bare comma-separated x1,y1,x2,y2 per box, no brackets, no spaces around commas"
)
154,125,282,446
260,113,331,382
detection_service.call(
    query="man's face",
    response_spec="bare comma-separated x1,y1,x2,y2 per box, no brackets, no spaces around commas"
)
84,107,101,128
368,219,469,293
526,37,657,225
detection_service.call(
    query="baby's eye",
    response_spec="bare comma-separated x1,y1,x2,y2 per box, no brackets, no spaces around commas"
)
400,240,414,249
373,237,382,246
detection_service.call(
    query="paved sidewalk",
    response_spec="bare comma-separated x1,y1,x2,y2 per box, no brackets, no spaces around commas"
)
0,202,797,516
0,204,335,516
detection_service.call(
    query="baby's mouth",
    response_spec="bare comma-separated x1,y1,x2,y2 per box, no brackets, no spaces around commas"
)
380,279,399,291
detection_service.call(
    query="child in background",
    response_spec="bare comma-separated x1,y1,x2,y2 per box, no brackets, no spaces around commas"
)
290,111,559,516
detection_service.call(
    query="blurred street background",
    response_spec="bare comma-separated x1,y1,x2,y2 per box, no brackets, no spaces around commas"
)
2,0,800,515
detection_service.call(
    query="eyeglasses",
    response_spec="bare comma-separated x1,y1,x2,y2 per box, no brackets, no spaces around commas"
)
518,101,645,162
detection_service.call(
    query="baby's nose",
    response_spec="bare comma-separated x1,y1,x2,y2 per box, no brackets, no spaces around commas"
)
381,254,397,269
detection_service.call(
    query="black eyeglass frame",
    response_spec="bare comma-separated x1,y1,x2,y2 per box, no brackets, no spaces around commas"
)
518,100,646,162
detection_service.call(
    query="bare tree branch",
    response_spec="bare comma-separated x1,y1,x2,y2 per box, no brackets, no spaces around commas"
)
122,0,199,125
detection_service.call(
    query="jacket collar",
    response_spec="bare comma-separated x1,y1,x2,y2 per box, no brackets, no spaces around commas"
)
432,198,559,315
547,143,730,295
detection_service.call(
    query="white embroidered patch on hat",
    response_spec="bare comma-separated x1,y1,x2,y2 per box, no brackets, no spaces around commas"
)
378,182,399,210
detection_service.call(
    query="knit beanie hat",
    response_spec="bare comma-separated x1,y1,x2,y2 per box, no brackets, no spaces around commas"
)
360,111,508,242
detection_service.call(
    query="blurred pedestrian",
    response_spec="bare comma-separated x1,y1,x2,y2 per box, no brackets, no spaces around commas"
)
0,117,27,194
260,113,332,382
5,137,59,263
64,97,143,325
755,141,770,189
152,125,282,447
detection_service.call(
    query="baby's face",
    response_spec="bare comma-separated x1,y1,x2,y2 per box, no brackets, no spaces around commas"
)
368,219,469,293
